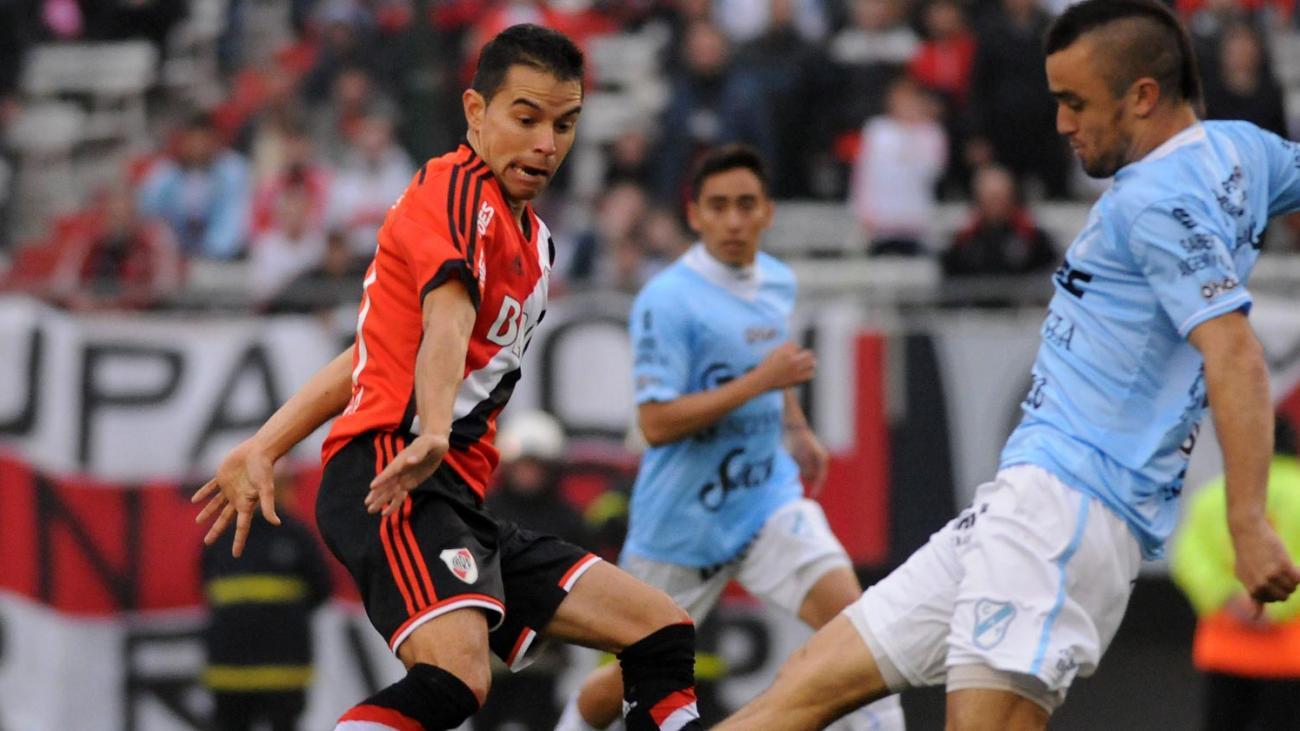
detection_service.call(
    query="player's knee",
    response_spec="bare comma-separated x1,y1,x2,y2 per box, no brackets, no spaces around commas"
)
643,585,692,629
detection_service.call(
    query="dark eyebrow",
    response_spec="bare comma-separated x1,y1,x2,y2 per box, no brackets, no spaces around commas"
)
511,98,543,112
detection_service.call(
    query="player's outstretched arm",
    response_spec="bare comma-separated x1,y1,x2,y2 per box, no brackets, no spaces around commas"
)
193,345,356,557
367,281,474,515
1190,312,1300,606
639,341,816,445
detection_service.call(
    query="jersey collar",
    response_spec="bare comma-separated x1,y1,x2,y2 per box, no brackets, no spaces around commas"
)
1132,122,1206,167
682,243,761,300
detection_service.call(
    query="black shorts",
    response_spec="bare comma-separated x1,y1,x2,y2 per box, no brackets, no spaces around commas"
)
316,432,600,668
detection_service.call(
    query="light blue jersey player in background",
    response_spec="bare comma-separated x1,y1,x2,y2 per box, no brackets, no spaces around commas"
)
556,146,905,731
715,2,1300,730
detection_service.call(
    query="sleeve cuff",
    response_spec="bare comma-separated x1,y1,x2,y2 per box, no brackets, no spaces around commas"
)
1177,292,1253,337
421,259,480,311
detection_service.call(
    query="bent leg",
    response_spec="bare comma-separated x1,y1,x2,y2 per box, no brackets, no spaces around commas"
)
337,608,489,730
544,561,690,651
945,688,1048,731
797,564,862,629
545,561,699,731
714,614,893,731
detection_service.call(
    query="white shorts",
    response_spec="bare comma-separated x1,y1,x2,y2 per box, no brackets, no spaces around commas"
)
844,465,1141,706
620,498,852,622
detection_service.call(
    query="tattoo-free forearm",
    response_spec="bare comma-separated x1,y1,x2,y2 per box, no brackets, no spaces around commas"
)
1195,319,1272,531
252,346,355,458
639,371,768,446
415,285,476,440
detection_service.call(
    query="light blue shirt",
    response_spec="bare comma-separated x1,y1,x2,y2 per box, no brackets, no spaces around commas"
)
1001,121,1300,558
624,245,803,567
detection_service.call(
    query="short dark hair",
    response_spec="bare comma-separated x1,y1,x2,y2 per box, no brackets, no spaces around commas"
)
471,24,584,102
690,144,769,199
1044,0,1201,106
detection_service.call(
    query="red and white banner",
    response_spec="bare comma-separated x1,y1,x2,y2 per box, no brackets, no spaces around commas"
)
3,293,1299,729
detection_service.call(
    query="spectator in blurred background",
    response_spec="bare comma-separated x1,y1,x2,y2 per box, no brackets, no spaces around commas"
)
1183,0,1251,83
910,0,978,196
1203,24,1288,137
737,0,835,198
301,1,381,102
652,19,774,204
48,186,183,311
250,182,327,305
478,410,593,730
942,165,1057,277
487,410,593,555
138,113,252,259
266,228,366,314
327,112,414,257
310,66,398,165
851,76,947,256
250,122,330,237
602,127,653,189
828,0,919,142
201,478,331,731
1172,415,1300,731
967,0,1070,198
567,180,649,287
242,69,311,184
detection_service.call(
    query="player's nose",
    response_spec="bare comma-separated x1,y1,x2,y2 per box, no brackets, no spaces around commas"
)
532,127,557,157
1056,105,1077,136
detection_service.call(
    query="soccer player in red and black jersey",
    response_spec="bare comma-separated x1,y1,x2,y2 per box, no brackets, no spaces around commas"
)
194,25,702,731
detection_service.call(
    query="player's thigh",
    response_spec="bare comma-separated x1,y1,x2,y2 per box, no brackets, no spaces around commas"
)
841,508,967,693
620,551,735,623
714,614,891,731
542,560,690,652
735,498,859,628
946,687,1048,731
798,565,862,629
396,607,493,700
947,466,1139,702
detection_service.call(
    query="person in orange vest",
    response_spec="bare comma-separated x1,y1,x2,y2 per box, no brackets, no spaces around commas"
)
1172,415,1300,730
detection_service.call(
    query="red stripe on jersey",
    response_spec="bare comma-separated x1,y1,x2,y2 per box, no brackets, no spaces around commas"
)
337,704,425,731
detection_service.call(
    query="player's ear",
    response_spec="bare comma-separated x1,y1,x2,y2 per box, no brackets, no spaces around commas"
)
463,89,487,134
685,199,704,234
1130,76,1161,117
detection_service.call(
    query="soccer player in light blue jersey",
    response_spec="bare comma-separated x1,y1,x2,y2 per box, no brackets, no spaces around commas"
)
714,2,1300,729
556,146,905,731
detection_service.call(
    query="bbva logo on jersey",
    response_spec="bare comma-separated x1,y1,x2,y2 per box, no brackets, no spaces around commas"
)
487,295,533,356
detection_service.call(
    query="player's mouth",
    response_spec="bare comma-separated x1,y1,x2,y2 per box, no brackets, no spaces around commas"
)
509,163,550,185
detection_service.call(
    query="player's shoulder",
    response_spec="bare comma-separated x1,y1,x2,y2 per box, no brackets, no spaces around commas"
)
757,251,796,285
633,254,695,310
391,145,490,224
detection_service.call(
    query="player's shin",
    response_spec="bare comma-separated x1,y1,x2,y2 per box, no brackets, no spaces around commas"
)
617,622,702,731
334,663,479,730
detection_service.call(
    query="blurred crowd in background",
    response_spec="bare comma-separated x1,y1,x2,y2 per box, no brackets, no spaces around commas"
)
0,0,1298,313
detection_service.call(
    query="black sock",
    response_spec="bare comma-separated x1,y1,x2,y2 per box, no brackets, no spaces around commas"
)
618,623,701,731
334,663,479,730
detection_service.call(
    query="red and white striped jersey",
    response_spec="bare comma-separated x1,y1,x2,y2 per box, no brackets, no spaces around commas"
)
322,144,553,498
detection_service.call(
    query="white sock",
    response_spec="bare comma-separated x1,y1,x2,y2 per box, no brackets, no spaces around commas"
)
555,694,603,731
